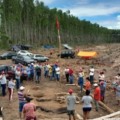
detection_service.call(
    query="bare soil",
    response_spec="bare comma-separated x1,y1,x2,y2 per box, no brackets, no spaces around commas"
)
0,43,120,120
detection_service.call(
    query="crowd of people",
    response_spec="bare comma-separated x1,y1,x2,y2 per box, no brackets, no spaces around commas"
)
0,62,120,120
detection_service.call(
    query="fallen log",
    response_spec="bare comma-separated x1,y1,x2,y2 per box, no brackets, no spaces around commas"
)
90,94,114,113
36,106,54,113
36,98,52,102
36,106,67,114
92,111,120,120
55,92,68,96
66,84,76,86
75,112,83,120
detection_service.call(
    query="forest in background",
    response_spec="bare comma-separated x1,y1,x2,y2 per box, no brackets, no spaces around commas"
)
0,0,120,49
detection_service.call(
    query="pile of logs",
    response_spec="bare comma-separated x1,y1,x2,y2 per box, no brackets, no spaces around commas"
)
55,92,80,104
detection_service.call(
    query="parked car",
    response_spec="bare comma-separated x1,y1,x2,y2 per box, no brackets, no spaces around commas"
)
0,65,15,80
12,55,34,66
17,50,33,56
12,45,32,52
0,52,17,60
30,54,49,62
58,50,75,58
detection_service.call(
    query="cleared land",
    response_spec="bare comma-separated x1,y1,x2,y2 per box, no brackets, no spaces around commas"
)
0,44,120,120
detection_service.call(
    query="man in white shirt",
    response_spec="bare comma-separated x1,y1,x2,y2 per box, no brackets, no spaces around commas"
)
0,71,7,96
89,66,95,85
67,89,76,120
55,65,60,81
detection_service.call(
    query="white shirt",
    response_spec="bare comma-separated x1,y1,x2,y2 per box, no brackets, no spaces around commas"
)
55,67,60,74
64,68,69,74
99,74,105,81
8,81,15,89
0,75,7,84
15,71,21,79
89,68,95,76
82,96,93,108
79,72,84,77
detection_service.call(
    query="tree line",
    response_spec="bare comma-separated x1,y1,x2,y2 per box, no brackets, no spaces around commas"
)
0,0,120,49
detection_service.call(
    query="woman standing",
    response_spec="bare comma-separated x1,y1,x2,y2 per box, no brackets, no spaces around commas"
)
82,90,93,120
8,78,15,101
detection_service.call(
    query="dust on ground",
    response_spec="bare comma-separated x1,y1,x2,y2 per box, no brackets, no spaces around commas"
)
0,43,120,120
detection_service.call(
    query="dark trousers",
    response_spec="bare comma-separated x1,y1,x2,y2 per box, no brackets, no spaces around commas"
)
16,78,20,90
1,84,6,96
65,73,69,83
89,75,94,84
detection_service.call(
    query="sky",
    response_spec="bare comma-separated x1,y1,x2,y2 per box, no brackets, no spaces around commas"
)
38,0,120,30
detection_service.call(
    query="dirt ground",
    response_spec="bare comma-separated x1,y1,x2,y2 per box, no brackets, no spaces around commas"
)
0,43,120,120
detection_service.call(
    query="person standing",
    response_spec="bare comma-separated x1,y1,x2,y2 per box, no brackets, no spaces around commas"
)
18,86,26,119
89,66,95,85
23,97,36,120
0,71,7,96
84,77,91,91
69,68,74,84
67,89,76,120
15,67,21,90
98,72,105,83
93,83,101,111
64,65,70,83
30,63,34,81
78,69,84,92
100,81,106,102
82,90,93,120
35,65,41,84
55,64,60,81
8,78,15,101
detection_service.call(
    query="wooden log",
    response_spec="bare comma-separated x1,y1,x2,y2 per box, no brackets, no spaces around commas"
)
75,111,83,120
92,111,120,120
55,92,68,96
90,94,114,113
36,98,52,102
66,84,76,86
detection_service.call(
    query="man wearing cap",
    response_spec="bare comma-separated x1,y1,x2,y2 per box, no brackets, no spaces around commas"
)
0,71,7,96
93,83,100,111
23,97,36,120
67,89,76,120
18,86,26,119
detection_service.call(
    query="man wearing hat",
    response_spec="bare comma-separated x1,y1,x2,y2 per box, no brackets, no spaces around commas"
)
23,97,36,120
18,86,26,119
93,83,100,111
67,89,76,120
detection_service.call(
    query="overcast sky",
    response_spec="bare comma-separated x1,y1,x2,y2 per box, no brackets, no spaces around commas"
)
38,0,120,30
